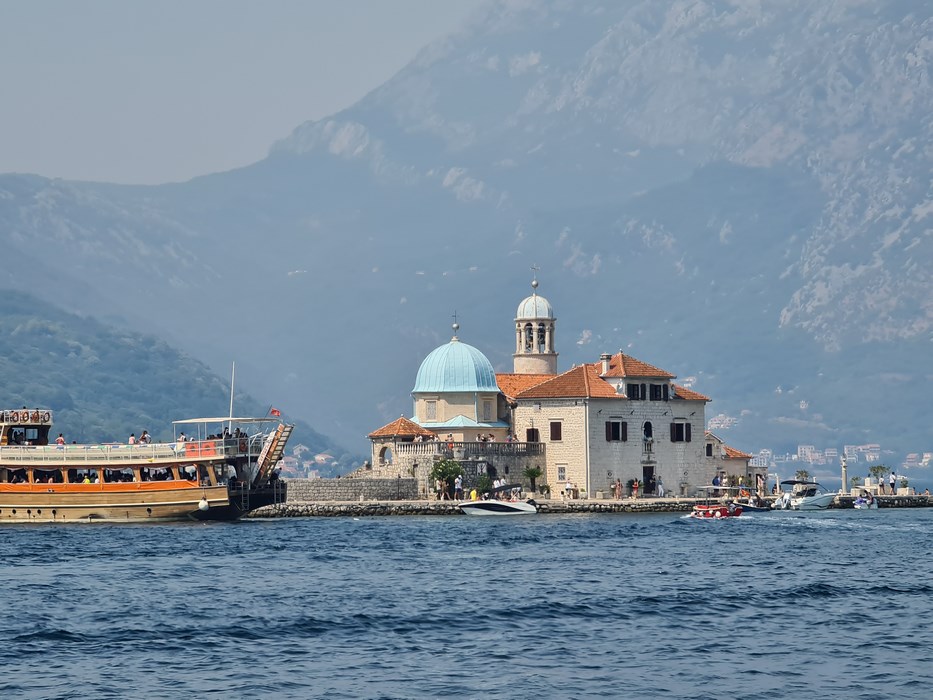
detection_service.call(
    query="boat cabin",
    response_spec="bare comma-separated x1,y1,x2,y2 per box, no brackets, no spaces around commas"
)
0,409,53,446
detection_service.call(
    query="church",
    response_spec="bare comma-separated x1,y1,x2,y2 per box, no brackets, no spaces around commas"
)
365,278,756,498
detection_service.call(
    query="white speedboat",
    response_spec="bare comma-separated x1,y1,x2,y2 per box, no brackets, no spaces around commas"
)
773,480,837,511
459,499,538,515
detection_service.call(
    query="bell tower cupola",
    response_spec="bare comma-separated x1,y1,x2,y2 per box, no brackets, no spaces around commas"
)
513,272,558,375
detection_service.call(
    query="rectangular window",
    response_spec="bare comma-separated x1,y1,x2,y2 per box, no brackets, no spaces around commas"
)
426,401,437,420
482,400,492,422
706,443,713,457
550,421,562,441
605,420,628,442
626,383,646,400
650,384,663,401
526,428,540,443
557,465,566,482
670,422,692,443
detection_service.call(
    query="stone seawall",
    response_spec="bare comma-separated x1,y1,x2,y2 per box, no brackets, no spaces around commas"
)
249,493,933,518
286,477,418,502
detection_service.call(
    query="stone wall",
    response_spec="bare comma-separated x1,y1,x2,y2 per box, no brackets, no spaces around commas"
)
287,477,418,502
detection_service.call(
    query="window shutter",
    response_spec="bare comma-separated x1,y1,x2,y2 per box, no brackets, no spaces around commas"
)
686,423,692,442
605,422,612,441
622,421,628,442
670,423,676,441
663,384,669,401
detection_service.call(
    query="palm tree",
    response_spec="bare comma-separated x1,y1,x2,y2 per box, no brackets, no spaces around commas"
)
522,466,543,493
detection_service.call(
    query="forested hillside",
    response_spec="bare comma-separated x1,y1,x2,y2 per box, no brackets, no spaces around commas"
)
0,292,356,472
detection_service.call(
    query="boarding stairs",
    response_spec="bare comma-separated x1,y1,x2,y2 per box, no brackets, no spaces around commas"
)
252,422,293,488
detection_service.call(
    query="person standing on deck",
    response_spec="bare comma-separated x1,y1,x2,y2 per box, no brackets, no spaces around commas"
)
890,471,897,495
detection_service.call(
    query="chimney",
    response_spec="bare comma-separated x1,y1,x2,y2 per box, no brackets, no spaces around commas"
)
600,353,611,375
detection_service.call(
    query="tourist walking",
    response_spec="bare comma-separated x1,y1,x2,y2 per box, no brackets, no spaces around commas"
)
890,472,897,495
879,476,885,495
454,474,463,500
657,475,665,498
632,479,639,499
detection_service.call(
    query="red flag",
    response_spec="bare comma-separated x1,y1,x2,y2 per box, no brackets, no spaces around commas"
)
270,407,282,417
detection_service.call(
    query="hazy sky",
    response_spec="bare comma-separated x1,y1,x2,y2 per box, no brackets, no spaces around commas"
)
0,0,484,185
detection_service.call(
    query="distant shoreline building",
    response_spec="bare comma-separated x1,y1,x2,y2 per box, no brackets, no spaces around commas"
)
363,277,757,497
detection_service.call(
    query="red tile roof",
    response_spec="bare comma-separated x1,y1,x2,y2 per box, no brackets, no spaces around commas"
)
723,444,753,460
600,352,675,379
367,416,436,439
496,373,554,401
516,363,622,400
672,384,710,401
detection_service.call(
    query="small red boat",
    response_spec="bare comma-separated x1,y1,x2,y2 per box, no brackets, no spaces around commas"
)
690,486,743,518
691,503,743,518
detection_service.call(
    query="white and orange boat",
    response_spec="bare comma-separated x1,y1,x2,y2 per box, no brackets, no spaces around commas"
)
0,408,292,522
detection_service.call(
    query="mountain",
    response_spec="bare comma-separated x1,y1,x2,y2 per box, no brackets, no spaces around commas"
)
0,292,353,474
1,0,930,462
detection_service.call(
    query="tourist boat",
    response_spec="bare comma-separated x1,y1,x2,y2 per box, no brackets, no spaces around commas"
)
0,408,292,522
773,480,837,511
459,483,538,515
691,487,743,518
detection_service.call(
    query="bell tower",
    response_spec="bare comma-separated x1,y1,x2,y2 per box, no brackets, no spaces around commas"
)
513,273,557,375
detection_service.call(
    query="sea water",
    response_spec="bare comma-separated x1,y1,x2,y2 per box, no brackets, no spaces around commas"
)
2,509,932,699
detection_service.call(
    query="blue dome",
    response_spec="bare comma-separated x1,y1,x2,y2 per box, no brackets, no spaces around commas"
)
516,293,554,320
413,339,500,393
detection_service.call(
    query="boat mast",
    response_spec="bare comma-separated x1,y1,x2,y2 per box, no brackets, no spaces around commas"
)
228,361,236,431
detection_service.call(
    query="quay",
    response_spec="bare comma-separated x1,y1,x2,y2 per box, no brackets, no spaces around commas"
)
249,493,933,518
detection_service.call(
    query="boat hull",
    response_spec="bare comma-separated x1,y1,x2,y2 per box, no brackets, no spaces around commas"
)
459,500,538,515
792,493,837,510
0,482,285,523
691,504,743,518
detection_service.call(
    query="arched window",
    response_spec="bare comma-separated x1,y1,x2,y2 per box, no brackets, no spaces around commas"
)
643,422,653,440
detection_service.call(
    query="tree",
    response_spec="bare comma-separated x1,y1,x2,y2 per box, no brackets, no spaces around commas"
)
430,458,462,488
522,466,543,493
795,469,811,482
868,464,889,484
474,474,492,496
850,476,863,487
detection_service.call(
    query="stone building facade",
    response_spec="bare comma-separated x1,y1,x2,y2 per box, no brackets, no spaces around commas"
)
364,277,754,498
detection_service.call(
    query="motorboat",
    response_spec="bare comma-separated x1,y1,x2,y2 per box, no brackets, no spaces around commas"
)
459,499,538,515
691,486,743,518
729,487,773,513
459,482,538,515
773,480,837,511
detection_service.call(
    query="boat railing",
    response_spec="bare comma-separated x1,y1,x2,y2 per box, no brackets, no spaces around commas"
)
0,437,259,465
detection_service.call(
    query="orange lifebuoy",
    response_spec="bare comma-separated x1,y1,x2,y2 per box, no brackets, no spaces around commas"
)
740,489,749,498
238,439,247,452
31,411,40,423
10,411,19,422
42,412,51,423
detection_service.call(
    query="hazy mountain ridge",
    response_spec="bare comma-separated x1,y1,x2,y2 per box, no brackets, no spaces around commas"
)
1,0,931,460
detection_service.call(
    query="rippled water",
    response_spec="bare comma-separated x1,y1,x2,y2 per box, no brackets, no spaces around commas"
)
2,509,932,699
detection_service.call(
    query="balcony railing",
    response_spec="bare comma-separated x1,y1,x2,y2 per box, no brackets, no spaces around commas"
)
393,441,545,458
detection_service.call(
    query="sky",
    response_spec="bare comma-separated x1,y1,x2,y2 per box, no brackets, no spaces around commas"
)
0,0,484,185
